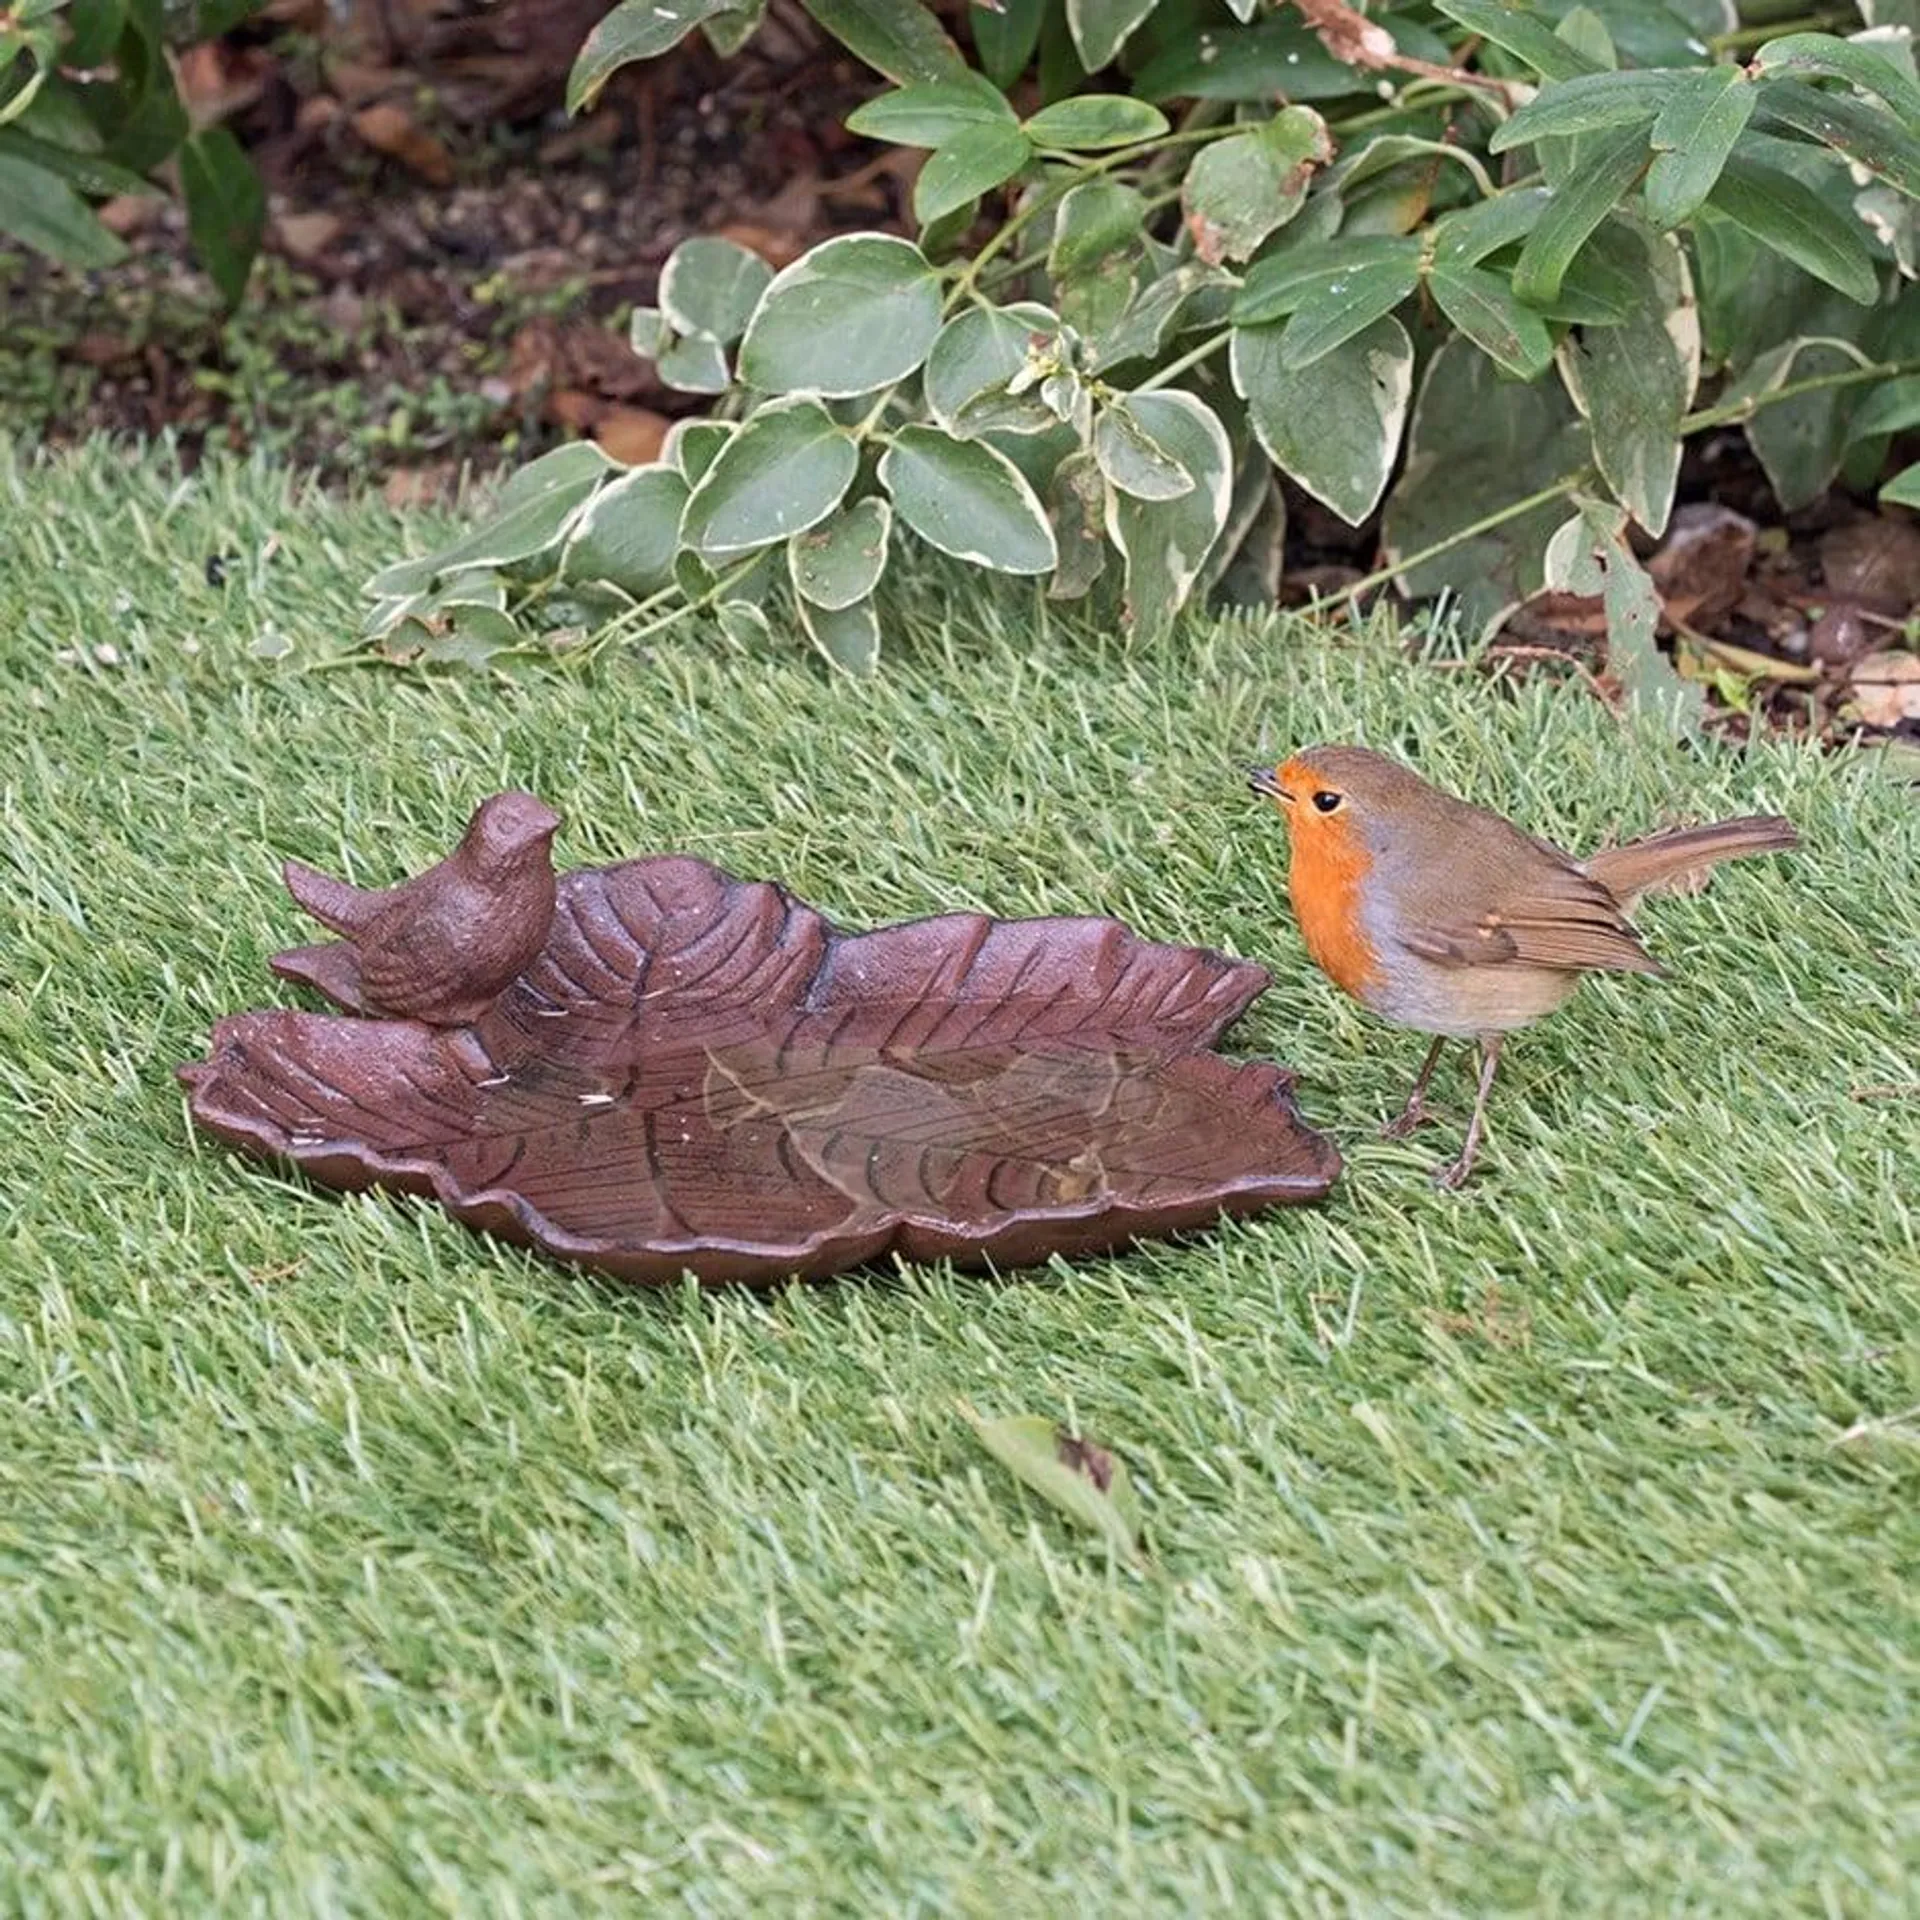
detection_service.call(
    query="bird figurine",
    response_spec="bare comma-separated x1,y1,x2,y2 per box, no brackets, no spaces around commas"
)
1248,746,1798,1188
282,791,562,1026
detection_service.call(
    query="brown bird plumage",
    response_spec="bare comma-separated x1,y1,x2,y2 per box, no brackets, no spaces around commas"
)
283,791,562,1025
1248,746,1799,1187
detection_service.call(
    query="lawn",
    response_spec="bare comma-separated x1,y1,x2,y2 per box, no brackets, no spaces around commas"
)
2,442,1916,1914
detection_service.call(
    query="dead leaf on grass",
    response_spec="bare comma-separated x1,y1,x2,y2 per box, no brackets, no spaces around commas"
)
1848,651,1920,728
962,1408,1145,1559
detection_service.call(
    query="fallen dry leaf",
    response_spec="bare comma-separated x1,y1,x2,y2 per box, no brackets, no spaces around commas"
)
1647,502,1757,630
274,210,345,264
1849,650,1920,728
352,101,456,187
1820,516,1920,617
593,405,671,466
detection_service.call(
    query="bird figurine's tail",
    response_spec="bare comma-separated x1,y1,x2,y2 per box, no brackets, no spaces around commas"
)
282,858,386,937
1583,815,1798,910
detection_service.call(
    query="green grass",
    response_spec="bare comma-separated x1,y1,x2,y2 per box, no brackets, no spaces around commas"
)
3,441,1916,1915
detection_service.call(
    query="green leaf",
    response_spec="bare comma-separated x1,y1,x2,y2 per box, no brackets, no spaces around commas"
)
375,446,611,593
796,592,882,674
1278,254,1421,371
0,125,151,200
801,0,967,82
1753,31,1920,128
1490,69,1680,153
1433,188,1552,264
1430,0,1600,82
963,1411,1143,1559
1065,0,1157,70
924,301,1060,436
1232,235,1422,327
1045,450,1108,601
1103,390,1232,643
1724,335,1870,510
1427,261,1555,379
655,331,731,393
1556,220,1696,535
665,418,734,484
1852,375,1920,441
1021,94,1168,150
1752,78,1920,201
1047,177,1146,279
879,424,1057,573
1382,336,1591,640
1092,401,1195,502
559,465,689,599
1232,315,1413,525
1881,461,1920,510
680,397,860,557
845,73,1016,148
788,495,891,609
972,0,1043,90
702,2,768,57
1180,107,1330,265
568,0,734,113
1706,155,1878,305
0,151,125,267
737,233,942,395
1134,23,1357,103
1545,498,1703,728
658,236,773,343
1513,124,1650,307
1644,64,1755,230
914,121,1031,225
629,305,669,358
1089,261,1235,374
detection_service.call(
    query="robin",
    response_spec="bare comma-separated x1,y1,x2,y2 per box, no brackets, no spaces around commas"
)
1247,746,1798,1188
283,791,562,1025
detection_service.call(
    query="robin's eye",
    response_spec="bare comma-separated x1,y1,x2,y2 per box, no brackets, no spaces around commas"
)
1311,790,1343,814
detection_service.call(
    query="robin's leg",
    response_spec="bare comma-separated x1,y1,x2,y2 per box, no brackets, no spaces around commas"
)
1381,1034,1448,1139
1433,1034,1503,1189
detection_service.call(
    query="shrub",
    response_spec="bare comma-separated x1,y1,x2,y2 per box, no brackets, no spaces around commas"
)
362,0,1920,705
0,0,267,304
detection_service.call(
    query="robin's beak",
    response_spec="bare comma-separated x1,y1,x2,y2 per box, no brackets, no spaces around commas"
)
1246,764,1291,802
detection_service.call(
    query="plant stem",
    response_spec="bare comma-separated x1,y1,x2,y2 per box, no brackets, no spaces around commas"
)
1339,469,1591,602
1135,329,1232,393
1708,12,1855,53
1682,356,1919,434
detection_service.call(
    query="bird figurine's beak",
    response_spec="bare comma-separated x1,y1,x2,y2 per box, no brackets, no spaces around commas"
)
1246,764,1289,801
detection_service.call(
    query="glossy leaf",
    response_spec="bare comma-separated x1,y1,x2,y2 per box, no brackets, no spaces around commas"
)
1278,254,1421,371
679,398,859,558
1557,221,1697,535
788,496,892,609
924,301,1060,437
1489,70,1680,152
1753,32,1920,128
1724,335,1868,509
797,592,882,673
1706,156,1878,306
1880,461,1920,510
655,331,730,393
560,466,689,599
568,0,733,112
1181,107,1329,264
1022,94,1168,150
1065,0,1156,69
1753,78,1920,201
1232,235,1423,327
1645,65,1755,230
665,418,734,484
972,0,1044,89
737,234,943,395
658,235,773,343
879,425,1058,573
845,73,1016,148
802,0,967,82
1232,315,1413,525
1427,261,1555,379
1513,125,1650,308
1093,401,1195,502
1430,0,1599,81
914,121,1031,225
1103,391,1232,643
0,151,124,267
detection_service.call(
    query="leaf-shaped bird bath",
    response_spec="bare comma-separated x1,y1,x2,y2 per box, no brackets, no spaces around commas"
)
181,808,1339,1284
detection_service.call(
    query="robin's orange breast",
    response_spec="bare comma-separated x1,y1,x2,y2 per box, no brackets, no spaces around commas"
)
1286,818,1382,1002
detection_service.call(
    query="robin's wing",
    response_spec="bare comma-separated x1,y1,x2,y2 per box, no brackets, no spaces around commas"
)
1398,835,1662,976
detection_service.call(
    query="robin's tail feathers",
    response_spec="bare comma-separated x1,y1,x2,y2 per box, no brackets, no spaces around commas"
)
1583,815,1798,909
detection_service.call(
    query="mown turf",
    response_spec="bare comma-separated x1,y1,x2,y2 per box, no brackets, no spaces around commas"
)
2,442,1916,1915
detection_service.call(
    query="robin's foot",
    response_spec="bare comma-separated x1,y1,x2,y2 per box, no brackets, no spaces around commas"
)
1380,1099,1438,1141
1431,1150,1476,1190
